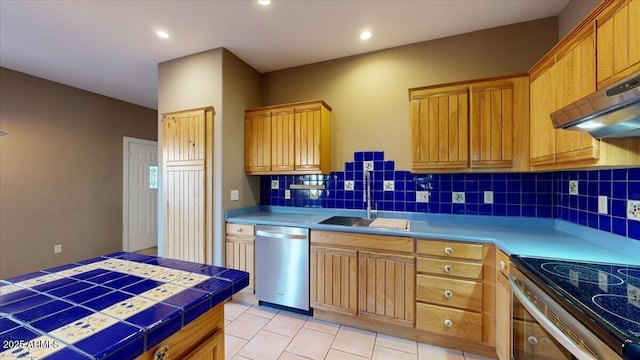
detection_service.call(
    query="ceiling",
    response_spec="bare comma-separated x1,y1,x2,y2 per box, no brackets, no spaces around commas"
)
0,0,570,110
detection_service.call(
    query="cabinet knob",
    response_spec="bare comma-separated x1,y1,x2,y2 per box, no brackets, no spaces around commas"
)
236,228,243,233
444,290,453,298
444,319,453,328
499,260,507,270
154,345,170,360
528,336,538,345
444,247,453,255
444,265,453,273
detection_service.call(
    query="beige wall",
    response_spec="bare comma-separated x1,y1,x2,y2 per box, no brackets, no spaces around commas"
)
261,17,558,170
157,48,261,265
559,0,600,39
0,67,157,278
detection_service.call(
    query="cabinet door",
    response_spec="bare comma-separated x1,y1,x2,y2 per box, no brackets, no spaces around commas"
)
245,110,271,174
225,236,255,292
294,103,328,173
183,329,224,360
163,110,206,166
529,66,557,167
411,86,469,171
554,30,599,164
310,246,358,316
470,81,513,168
358,251,415,327
495,274,511,360
271,107,295,172
597,0,640,86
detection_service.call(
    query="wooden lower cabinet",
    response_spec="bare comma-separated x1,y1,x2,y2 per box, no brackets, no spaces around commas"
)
137,303,224,360
225,223,255,293
309,230,499,358
495,249,512,360
310,245,358,315
358,251,415,327
416,302,483,342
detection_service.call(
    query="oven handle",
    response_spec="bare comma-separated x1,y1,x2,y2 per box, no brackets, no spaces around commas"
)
509,276,597,360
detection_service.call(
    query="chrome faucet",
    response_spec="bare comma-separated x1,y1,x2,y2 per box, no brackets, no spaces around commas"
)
365,170,373,219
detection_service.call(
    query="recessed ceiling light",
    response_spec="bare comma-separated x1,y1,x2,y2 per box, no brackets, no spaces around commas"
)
258,0,271,5
360,30,372,41
156,30,169,39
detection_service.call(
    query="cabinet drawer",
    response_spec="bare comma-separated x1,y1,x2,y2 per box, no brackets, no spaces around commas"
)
416,302,482,342
496,249,510,278
416,275,483,312
416,257,483,279
416,240,483,260
226,223,254,237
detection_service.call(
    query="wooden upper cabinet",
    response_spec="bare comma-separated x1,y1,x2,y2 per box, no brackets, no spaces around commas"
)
164,109,207,166
245,109,271,174
271,107,295,172
410,74,529,173
411,85,469,171
470,81,514,169
245,100,332,175
597,0,640,88
529,64,557,166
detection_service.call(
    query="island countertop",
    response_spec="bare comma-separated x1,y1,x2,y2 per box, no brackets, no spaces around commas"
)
0,252,248,359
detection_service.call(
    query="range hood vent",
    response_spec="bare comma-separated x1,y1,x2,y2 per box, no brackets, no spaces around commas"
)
551,72,640,139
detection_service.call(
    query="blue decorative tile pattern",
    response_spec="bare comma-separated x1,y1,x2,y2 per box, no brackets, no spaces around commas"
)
261,151,639,240
0,253,248,359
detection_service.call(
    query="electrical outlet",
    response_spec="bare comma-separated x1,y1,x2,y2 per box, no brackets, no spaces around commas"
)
363,160,374,172
453,192,465,204
484,191,494,204
285,190,291,199
383,180,394,191
628,200,640,221
628,284,640,309
310,190,319,200
598,195,608,214
230,190,239,201
345,180,355,191
416,191,430,203
54,244,62,254
271,180,279,190
569,180,578,195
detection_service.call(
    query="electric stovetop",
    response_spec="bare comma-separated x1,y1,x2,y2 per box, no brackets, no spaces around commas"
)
512,255,640,355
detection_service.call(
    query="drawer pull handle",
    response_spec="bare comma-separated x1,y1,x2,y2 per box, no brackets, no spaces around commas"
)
444,290,453,298
236,228,243,233
444,265,453,273
444,319,453,328
154,345,170,360
444,247,453,255
499,260,507,270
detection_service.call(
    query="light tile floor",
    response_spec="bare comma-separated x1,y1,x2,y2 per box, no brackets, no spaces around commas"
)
223,300,496,360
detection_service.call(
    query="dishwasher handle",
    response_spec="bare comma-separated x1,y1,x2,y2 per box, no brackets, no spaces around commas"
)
256,229,308,240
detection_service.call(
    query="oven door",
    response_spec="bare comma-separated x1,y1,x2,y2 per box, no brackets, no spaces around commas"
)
512,289,574,360
510,267,620,360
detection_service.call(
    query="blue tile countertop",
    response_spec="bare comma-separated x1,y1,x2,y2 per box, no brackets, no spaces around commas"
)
0,252,248,359
227,206,640,266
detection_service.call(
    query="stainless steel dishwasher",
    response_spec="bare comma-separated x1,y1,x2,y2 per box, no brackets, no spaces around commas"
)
255,225,310,312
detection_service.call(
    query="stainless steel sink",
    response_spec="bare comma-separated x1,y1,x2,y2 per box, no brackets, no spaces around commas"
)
319,216,373,227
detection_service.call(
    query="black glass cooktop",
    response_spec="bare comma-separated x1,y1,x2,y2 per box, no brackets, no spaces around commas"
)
512,256,640,345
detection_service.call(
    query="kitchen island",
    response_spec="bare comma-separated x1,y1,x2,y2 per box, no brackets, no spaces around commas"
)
0,252,248,359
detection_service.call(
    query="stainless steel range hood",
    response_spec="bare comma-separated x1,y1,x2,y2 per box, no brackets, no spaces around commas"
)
551,72,640,139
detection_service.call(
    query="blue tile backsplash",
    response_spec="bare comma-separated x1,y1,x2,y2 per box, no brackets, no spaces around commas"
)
260,151,640,240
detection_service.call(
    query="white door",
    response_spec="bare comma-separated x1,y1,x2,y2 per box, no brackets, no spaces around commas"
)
123,137,158,252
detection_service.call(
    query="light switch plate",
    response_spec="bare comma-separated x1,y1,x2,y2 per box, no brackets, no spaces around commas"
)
345,180,355,191
416,191,430,203
453,192,465,204
569,180,578,195
484,191,494,204
230,190,239,201
383,180,394,191
284,190,291,199
271,180,279,190
598,195,608,214
628,200,640,221
54,244,62,254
